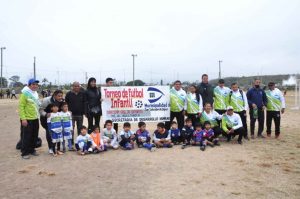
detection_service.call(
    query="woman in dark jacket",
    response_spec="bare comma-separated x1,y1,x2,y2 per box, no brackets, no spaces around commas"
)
85,77,102,133
39,90,64,154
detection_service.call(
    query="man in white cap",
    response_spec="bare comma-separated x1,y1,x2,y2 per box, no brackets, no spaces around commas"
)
221,106,245,144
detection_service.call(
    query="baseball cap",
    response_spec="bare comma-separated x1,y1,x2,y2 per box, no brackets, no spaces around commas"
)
28,78,39,85
226,106,234,111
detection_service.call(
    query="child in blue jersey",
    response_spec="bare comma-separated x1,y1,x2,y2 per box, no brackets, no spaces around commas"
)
153,122,173,148
75,126,95,155
119,122,135,150
191,123,203,146
200,121,220,151
47,104,64,156
136,121,155,151
169,121,181,145
60,102,74,152
181,118,194,149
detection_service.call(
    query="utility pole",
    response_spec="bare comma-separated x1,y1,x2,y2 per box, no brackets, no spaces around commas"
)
132,54,137,86
218,60,222,79
0,47,6,90
33,56,36,79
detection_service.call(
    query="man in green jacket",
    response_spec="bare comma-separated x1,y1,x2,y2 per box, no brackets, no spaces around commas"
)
19,78,40,159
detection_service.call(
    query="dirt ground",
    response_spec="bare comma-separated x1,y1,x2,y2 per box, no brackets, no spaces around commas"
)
0,93,299,199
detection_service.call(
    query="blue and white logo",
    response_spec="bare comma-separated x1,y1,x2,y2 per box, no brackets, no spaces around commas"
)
147,87,164,103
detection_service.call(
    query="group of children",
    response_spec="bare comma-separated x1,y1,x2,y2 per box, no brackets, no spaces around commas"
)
46,100,229,157
169,118,219,151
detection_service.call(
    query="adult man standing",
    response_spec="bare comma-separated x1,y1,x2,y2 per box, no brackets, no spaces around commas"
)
166,80,186,130
247,79,267,139
19,78,40,159
104,77,119,132
265,82,285,139
227,82,249,140
213,79,230,114
65,82,86,142
198,74,214,106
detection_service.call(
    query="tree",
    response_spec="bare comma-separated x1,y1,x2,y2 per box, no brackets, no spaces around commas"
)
42,78,48,85
126,80,145,86
9,75,20,83
9,75,22,88
0,77,8,88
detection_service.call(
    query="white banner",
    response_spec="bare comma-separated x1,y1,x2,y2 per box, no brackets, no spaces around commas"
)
101,86,170,123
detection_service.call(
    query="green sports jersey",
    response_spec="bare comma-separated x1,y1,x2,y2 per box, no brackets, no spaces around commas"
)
186,93,202,114
200,111,221,128
226,90,248,112
214,86,231,110
19,93,40,120
266,88,285,111
170,88,186,112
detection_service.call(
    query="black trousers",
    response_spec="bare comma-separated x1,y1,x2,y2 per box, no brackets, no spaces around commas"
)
249,108,265,136
87,113,101,133
72,115,83,144
187,113,199,127
21,119,39,156
114,123,118,133
45,128,52,150
227,127,244,142
11,94,17,99
215,109,226,115
165,110,185,130
235,111,248,137
212,126,224,138
266,111,281,136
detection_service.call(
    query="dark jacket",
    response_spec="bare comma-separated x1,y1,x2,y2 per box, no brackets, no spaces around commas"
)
65,90,86,116
85,87,102,115
198,82,214,106
246,87,267,109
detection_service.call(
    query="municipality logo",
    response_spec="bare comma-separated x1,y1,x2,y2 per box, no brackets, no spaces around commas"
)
147,87,164,103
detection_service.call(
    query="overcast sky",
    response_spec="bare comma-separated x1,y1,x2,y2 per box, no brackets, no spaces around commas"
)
0,0,299,85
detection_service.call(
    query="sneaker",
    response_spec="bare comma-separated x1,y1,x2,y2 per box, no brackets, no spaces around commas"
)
22,155,30,159
49,149,54,154
244,136,250,141
275,135,280,139
181,144,186,149
150,147,156,152
31,151,39,156
88,148,93,153
68,148,75,151
200,146,205,151
214,142,221,146
238,140,243,145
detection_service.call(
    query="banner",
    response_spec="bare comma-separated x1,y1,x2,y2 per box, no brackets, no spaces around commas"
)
101,86,170,123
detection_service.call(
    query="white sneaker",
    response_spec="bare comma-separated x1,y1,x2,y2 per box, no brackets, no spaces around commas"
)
150,147,156,152
88,148,93,152
49,149,54,154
